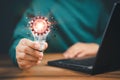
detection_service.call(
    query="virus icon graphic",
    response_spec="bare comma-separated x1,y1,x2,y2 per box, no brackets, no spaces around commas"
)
29,16,51,35
28,16,52,52
28,15,57,52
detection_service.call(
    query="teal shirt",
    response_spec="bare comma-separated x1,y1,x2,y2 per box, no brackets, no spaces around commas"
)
9,0,109,65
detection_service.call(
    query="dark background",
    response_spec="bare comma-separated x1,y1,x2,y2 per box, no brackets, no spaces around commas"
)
0,0,32,55
0,0,118,55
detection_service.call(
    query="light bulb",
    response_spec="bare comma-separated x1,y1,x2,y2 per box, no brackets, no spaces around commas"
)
29,16,51,52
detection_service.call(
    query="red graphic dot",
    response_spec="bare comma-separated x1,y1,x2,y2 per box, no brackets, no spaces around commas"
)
29,16,51,35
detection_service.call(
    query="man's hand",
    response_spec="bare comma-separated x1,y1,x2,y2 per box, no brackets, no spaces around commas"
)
63,42,99,59
16,38,48,70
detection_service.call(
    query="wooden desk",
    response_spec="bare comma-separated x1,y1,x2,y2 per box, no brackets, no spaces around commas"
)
0,53,120,80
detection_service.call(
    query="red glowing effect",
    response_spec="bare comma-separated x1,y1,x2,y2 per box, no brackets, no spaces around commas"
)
29,16,51,35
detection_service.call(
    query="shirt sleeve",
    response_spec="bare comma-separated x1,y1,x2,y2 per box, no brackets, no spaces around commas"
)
9,0,55,65
9,8,34,65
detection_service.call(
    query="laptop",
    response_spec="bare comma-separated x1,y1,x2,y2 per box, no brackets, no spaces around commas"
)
47,2,120,75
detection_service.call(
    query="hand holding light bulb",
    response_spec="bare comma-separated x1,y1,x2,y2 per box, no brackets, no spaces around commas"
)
29,16,51,52
16,16,51,69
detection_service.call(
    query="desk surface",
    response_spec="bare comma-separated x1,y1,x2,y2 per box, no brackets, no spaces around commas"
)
0,53,120,80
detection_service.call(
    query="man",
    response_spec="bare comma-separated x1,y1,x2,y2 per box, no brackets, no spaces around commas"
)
9,0,111,69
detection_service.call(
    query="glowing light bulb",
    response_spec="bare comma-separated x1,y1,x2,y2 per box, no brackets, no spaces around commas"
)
29,16,51,52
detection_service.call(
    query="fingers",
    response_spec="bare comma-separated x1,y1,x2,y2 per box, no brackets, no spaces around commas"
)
16,38,48,69
63,50,83,59
16,52,43,70
17,38,47,58
18,59,41,70
44,42,48,50
19,38,37,49
19,38,48,51
63,43,82,58
22,53,42,61
63,43,99,59
75,52,86,58
19,38,40,50
39,41,48,51
19,45,43,59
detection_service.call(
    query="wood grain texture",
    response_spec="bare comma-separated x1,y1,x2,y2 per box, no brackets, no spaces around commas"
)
0,53,120,80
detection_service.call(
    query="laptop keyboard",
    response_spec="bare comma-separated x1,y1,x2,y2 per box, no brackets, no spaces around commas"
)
59,57,95,66
48,57,96,71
